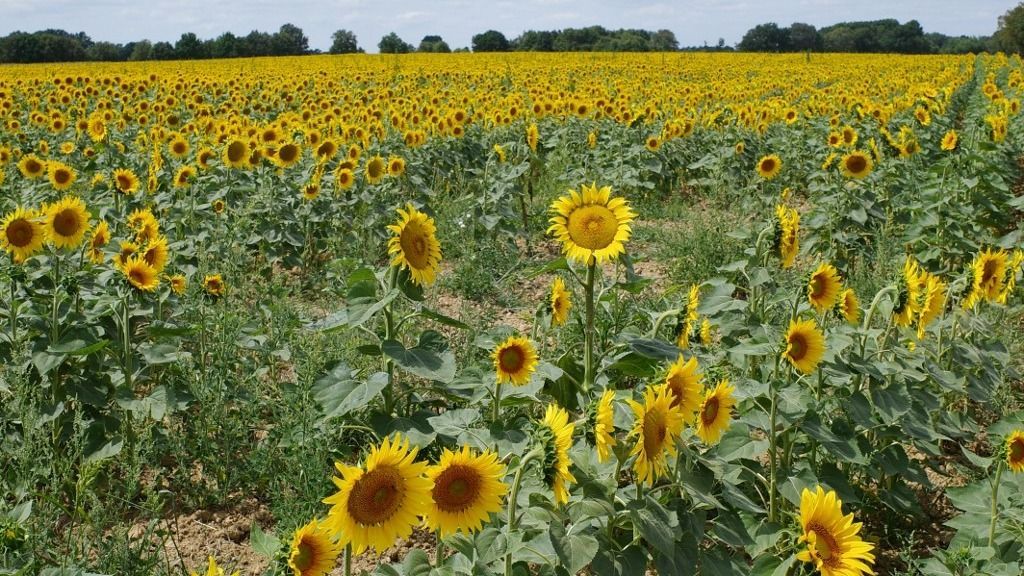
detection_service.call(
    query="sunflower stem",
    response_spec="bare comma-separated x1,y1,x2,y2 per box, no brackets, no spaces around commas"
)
768,380,779,523
505,447,542,576
988,460,1004,548
344,543,353,576
435,532,446,567
382,266,399,415
492,381,503,424
8,270,17,344
583,261,597,393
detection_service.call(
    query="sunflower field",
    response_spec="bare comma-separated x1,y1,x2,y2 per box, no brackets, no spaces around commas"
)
1,51,1024,576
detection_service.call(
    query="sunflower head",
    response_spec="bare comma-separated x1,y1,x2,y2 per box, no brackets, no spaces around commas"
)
663,355,703,422
756,154,782,180
88,221,110,264
783,318,826,375
364,155,386,184
1007,430,1024,473
774,205,800,268
941,130,958,151
808,263,843,312
547,183,636,266
45,196,91,250
387,204,442,287
695,379,736,445
223,139,250,169
837,288,860,325
537,404,576,505
287,518,342,576
840,151,873,179
628,383,685,486
1,207,47,263
591,389,617,463
492,335,539,386
203,274,226,298
18,154,46,179
895,257,926,324
113,168,140,195
121,254,160,292
170,274,188,295
47,161,77,190
549,276,572,327
276,142,302,168
387,156,406,177
796,486,875,576
425,445,508,537
335,168,355,191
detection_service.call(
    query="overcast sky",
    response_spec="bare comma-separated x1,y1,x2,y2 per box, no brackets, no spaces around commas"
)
0,0,1011,52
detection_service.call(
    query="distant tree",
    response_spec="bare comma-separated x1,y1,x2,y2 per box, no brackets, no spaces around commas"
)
788,23,821,51
243,30,274,56
208,32,239,58
272,23,308,55
514,30,557,51
175,32,208,59
553,26,606,51
86,41,123,61
128,40,153,60
649,29,679,51
996,3,1024,53
418,35,451,52
739,23,791,51
330,29,359,53
152,41,176,60
472,30,510,52
378,32,413,54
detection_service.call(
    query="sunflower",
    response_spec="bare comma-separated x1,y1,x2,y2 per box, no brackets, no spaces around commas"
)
113,168,140,195
941,130,958,151
700,318,713,346
734,141,745,155
334,168,355,191
323,434,432,554
894,257,925,325
364,155,386,184
45,196,91,250
840,126,858,147
115,240,139,268
645,136,661,152
663,355,703,423
87,116,106,142
121,255,160,292
18,154,46,179
425,445,507,537
628,384,685,486
315,139,338,162
127,208,160,243
46,161,76,191
594,389,617,463
212,199,226,214
550,276,572,327
827,132,842,148
287,518,341,576
203,274,226,298
223,139,249,169
492,335,539,386
538,404,575,505
197,147,216,169
142,235,169,273
173,165,196,188
917,273,947,340
1007,430,1024,473
168,135,190,159
1,207,47,263
756,154,782,180
999,250,1024,304
783,318,826,375
839,151,872,179
677,283,702,349
588,131,598,149
170,274,188,295
837,288,860,325
695,379,736,445
387,156,406,177
387,204,442,287
796,486,876,576
302,181,321,201
190,556,240,576
808,263,843,312
547,183,636,266
964,248,1008,308
526,123,539,152
88,221,110,264
276,142,302,168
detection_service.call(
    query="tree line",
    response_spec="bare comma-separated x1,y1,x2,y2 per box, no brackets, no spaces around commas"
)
737,19,992,54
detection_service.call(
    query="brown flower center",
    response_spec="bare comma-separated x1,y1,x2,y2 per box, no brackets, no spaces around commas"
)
52,209,81,237
6,219,34,248
347,465,404,526
431,464,482,513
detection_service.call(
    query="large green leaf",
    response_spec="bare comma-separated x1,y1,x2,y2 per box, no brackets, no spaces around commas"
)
549,521,598,575
382,339,456,383
313,365,388,420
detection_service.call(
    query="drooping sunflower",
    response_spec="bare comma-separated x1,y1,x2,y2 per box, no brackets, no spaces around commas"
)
115,240,139,268
839,151,873,179
808,263,843,313
1007,430,1024,473
526,123,539,152
894,257,925,326
323,434,432,554
538,404,576,505
550,276,572,327
223,139,250,169
425,445,507,537
916,273,947,340
387,156,406,177
547,183,636,266
756,154,782,180
663,355,703,423
45,196,91,250
941,129,958,151
783,318,826,375
1,207,47,263
695,379,736,445
964,248,1008,308
493,143,507,162
127,208,160,243
774,205,800,268
796,486,876,576
203,274,226,298
190,556,240,576
121,255,160,292
387,204,442,286
998,250,1024,304
364,155,386,184
287,518,341,576
88,221,110,264
628,384,685,486
492,336,539,386
18,154,46,179
47,161,77,191
112,168,139,195
593,389,617,463
142,235,169,273
837,288,860,325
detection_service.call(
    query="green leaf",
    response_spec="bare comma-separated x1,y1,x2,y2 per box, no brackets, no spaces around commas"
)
249,523,281,558
49,338,109,356
629,495,677,557
84,436,123,463
313,365,388,420
382,339,456,383
428,409,480,438
140,343,185,365
401,549,432,576
870,381,911,423
628,338,682,362
751,554,796,576
549,521,598,575
419,307,470,330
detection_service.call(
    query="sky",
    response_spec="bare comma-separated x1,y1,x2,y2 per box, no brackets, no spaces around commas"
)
0,0,1012,52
